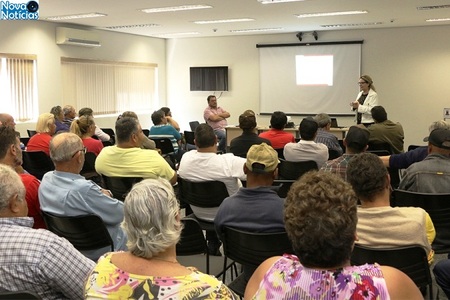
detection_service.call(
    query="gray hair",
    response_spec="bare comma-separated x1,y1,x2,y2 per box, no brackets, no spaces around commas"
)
314,113,331,128
50,132,83,162
0,164,25,211
429,120,450,132
122,178,182,258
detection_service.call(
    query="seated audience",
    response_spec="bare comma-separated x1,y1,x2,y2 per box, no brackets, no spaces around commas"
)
347,152,435,263
178,123,246,255
50,105,70,133
244,171,422,299
84,178,237,299
39,133,127,260
0,164,95,299
398,128,450,193
367,106,404,153
259,111,295,150
95,117,176,184
118,111,156,149
321,126,369,181
62,104,76,126
26,112,56,155
380,120,450,169
313,113,343,156
149,109,184,162
215,142,284,281
230,110,271,158
160,106,180,131
0,113,16,129
70,115,104,156
283,117,328,168
78,107,112,142
0,126,45,229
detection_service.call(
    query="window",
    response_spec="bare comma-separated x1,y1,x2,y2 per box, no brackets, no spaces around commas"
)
61,58,158,116
0,54,38,122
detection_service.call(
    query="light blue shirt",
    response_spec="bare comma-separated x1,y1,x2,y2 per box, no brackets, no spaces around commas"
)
38,170,126,260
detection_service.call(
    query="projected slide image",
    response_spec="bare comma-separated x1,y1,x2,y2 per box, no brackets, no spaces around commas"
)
296,55,333,86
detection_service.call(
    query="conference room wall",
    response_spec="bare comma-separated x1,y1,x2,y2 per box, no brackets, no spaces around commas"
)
166,25,450,149
0,20,166,137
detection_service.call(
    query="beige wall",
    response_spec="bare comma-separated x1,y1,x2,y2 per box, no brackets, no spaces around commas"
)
0,20,166,136
166,25,450,148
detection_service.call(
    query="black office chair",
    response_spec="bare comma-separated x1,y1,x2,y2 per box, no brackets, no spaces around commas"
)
276,159,318,198
178,178,229,231
367,142,393,154
0,291,41,299
102,175,143,201
408,144,423,151
142,129,150,136
392,189,450,253
41,211,114,255
20,137,30,147
221,227,293,296
183,130,196,151
351,244,433,300
80,152,100,182
189,121,200,131
274,148,284,159
328,148,341,160
21,151,55,180
100,128,115,144
27,129,36,137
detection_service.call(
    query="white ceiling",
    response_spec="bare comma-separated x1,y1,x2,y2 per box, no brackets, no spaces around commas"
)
40,0,450,38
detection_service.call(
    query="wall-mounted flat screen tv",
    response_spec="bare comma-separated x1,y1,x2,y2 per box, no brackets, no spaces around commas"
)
190,66,229,91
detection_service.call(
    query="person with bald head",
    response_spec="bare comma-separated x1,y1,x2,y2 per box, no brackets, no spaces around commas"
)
0,164,95,299
39,132,127,260
0,113,16,129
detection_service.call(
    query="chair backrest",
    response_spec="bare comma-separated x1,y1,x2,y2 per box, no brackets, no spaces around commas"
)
152,137,175,155
351,244,433,295
184,130,195,145
21,151,55,180
222,227,293,269
189,121,200,131
0,291,41,299
178,177,229,208
142,129,150,136
27,129,36,137
367,142,393,154
102,175,143,201
408,144,422,151
328,149,341,160
274,148,284,159
100,128,115,144
80,152,97,175
392,189,450,253
20,137,30,147
41,211,114,252
278,159,318,180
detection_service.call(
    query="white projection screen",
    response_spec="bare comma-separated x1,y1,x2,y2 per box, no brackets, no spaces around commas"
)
258,42,362,115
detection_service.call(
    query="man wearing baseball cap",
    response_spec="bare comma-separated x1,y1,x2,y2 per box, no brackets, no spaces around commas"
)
214,142,285,282
399,128,450,193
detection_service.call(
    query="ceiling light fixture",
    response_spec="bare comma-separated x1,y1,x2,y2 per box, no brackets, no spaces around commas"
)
295,11,368,18
141,5,212,13
194,18,254,24
321,22,383,28
46,12,107,20
417,5,450,10
258,0,305,4
152,32,201,37
105,24,161,29
426,18,450,22
230,27,283,33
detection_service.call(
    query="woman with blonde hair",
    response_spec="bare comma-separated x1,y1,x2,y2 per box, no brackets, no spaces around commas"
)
26,113,56,155
351,74,379,127
70,115,103,156
85,178,236,299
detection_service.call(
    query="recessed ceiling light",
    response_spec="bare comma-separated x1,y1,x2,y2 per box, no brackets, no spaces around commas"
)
258,0,305,4
152,32,201,37
141,5,212,13
194,18,254,24
296,11,368,18
105,24,161,29
46,12,107,20
321,22,383,28
426,18,450,22
230,27,283,33
417,5,450,10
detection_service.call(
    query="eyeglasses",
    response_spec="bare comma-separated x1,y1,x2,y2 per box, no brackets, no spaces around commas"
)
358,81,368,85
71,147,87,158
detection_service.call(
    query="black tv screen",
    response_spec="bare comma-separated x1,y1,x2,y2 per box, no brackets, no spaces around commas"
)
190,66,229,91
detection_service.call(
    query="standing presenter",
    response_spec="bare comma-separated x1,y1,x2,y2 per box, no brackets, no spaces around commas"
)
350,75,378,127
